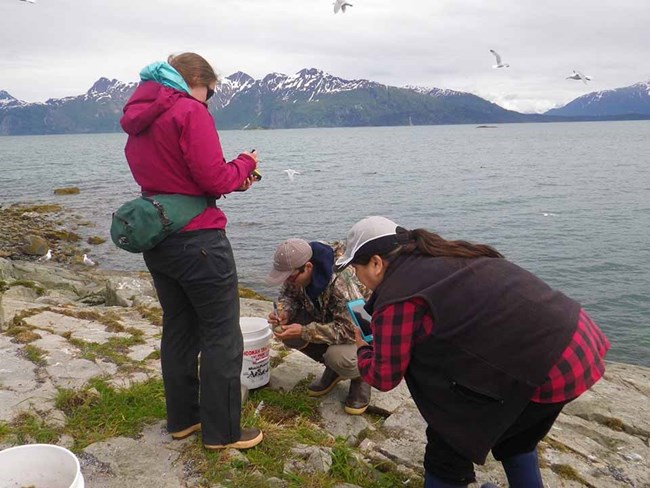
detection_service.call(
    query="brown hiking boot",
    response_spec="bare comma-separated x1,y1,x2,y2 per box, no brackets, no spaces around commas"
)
171,422,201,440
307,366,342,397
344,378,371,415
204,428,263,450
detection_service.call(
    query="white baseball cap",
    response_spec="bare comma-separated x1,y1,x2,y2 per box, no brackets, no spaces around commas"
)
335,216,400,271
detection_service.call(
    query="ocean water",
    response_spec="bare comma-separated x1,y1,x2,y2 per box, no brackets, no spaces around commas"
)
1,122,649,366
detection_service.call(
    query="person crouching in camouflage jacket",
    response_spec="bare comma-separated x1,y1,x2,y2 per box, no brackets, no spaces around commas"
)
266,238,372,414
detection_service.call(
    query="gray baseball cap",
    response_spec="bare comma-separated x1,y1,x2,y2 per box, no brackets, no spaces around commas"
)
335,216,399,271
266,238,313,285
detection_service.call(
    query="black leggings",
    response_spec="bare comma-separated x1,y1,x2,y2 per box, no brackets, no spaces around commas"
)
144,229,243,445
425,400,569,484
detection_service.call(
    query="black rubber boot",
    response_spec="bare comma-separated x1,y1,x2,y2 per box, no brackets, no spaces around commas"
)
344,377,371,415
308,366,343,397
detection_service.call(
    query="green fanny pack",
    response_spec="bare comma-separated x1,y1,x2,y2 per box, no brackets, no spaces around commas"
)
110,194,215,253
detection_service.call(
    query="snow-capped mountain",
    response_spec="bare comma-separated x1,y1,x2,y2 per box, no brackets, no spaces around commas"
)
211,68,530,129
0,90,27,109
545,81,650,117
19,68,650,135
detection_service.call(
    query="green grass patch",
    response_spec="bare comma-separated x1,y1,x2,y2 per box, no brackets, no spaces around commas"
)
542,436,571,453
22,344,47,366
5,325,41,343
270,349,289,368
145,350,161,360
5,412,61,445
551,463,588,484
249,379,321,422
601,417,625,432
135,305,163,327
56,308,126,332
10,307,47,327
56,377,166,450
0,421,11,441
8,279,46,296
68,336,141,367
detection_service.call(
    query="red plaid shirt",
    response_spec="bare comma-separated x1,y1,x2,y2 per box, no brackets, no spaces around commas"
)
357,298,609,403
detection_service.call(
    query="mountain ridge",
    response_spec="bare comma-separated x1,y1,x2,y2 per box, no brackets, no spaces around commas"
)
545,80,650,117
1,70,649,135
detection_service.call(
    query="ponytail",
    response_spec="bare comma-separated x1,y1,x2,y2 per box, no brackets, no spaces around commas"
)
402,228,503,259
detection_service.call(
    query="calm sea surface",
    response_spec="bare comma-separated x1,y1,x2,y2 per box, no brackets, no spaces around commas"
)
1,122,649,366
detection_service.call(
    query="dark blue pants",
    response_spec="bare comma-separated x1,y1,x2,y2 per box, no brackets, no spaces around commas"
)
144,229,243,445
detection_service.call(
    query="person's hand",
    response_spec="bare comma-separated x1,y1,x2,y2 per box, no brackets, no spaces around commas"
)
273,323,303,340
267,310,289,327
354,327,369,348
242,149,258,163
235,175,254,192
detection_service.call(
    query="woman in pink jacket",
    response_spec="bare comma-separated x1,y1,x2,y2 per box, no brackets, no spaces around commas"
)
120,52,262,450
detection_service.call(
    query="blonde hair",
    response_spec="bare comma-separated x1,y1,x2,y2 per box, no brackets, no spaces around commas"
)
167,52,219,88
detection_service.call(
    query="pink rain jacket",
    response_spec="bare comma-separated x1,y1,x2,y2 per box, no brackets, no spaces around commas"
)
120,81,256,231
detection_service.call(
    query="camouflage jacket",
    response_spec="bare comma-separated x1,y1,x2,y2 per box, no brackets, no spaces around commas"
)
277,241,370,345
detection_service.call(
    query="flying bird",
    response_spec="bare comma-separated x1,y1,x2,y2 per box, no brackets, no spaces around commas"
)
333,0,353,14
283,169,301,181
566,70,592,84
489,50,510,69
83,254,96,266
19,0,37,3
38,249,52,261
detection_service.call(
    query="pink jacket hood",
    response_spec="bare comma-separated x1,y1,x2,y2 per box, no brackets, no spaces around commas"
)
121,81,189,135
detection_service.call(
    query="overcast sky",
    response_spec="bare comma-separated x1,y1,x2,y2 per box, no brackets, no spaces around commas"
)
1,0,648,113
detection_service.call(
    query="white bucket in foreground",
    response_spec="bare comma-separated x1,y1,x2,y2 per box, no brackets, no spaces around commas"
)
240,317,272,389
0,443,84,488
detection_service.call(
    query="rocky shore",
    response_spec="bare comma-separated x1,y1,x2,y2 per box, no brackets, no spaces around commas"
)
0,204,648,487
0,258,648,487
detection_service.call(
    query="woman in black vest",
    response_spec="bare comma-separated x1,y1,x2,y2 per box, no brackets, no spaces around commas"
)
335,216,609,488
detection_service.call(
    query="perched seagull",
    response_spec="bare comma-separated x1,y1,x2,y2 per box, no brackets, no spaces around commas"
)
83,254,96,266
566,70,592,84
489,49,510,69
333,0,353,14
38,249,52,262
283,169,301,181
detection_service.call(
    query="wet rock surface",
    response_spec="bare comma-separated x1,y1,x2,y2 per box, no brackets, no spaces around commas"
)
0,258,648,487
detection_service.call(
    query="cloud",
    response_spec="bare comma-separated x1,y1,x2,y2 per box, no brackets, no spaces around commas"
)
0,0,648,113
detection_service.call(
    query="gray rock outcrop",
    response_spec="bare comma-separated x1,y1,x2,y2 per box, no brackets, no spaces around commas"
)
0,259,647,487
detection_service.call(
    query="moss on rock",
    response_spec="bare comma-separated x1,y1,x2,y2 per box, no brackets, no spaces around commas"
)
53,187,80,195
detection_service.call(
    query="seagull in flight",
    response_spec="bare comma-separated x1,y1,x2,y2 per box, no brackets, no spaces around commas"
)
333,0,353,14
38,249,52,261
566,70,592,84
489,49,510,69
83,254,96,266
283,169,301,181
19,0,37,3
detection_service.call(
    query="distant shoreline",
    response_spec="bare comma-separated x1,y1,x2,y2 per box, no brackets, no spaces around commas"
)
1,115,650,137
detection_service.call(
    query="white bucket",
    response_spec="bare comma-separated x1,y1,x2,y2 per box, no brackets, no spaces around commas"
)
240,317,272,389
0,443,84,488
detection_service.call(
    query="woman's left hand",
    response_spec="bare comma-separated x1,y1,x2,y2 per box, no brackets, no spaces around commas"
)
354,327,369,348
273,324,303,340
